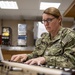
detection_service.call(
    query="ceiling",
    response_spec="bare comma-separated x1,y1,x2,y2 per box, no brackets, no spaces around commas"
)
0,0,74,21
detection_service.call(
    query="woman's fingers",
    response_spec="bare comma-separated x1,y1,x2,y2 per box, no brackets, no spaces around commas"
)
11,55,18,61
11,54,27,62
25,59,32,64
21,57,27,62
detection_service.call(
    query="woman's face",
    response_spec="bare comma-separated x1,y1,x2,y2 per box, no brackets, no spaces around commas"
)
42,13,61,33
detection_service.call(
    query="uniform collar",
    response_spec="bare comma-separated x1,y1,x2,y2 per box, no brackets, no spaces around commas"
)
50,26,65,42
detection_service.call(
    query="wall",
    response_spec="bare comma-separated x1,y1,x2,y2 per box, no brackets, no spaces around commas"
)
26,20,34,46
0,19,74,46
0,19,34,46
0,20,2,34
63,21,74,28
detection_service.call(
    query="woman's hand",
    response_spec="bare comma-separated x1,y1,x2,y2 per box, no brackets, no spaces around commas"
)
25,57,46,65
11,54,28,62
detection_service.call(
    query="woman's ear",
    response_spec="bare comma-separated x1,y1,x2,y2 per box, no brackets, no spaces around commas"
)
58,16,62,25
59,16,62,23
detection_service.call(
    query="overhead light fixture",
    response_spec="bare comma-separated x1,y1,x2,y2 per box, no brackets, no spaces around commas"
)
40,2,61,10
0,1,18,9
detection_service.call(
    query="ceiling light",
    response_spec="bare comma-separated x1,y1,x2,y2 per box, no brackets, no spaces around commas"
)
40,2,61,10
0,1,18,9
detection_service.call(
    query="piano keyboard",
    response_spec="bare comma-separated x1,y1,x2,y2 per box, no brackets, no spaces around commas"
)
1,60,75,75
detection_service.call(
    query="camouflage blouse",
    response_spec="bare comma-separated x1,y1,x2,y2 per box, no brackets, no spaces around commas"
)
27,26,75,68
